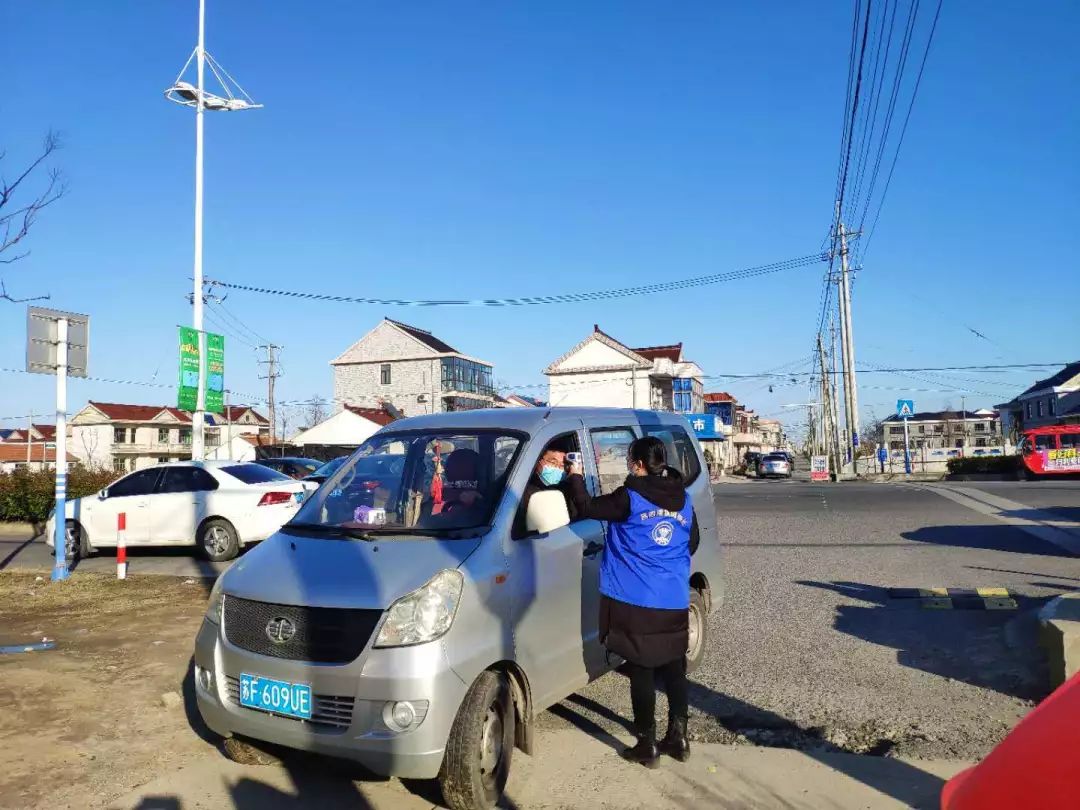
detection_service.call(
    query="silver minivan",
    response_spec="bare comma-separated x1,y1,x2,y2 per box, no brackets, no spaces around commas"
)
194,407,722,809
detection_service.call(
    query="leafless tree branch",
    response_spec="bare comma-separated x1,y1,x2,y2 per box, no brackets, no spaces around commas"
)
0,279,50,304
0,131,67,298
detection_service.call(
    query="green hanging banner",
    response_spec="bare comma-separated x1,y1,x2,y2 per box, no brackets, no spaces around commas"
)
177,327,225,414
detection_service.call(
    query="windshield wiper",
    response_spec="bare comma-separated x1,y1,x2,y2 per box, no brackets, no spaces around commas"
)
360,527,486,539
282,522,376,541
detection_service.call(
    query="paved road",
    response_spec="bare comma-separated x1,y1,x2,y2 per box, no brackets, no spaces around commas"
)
5,478,1079,764
541,478,1080,761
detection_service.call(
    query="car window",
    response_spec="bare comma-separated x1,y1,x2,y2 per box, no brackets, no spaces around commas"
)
644,426,701,484
159,467,219,493
589,428,636,494
109,468,161,498
1059,433,1079,449
1035,434,1056,451
221,464,293,484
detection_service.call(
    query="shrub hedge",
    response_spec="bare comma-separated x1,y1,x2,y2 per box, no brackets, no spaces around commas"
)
946,455,1021,476
0,468,119,523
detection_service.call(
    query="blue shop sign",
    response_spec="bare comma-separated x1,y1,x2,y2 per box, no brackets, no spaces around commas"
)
686,413,725,440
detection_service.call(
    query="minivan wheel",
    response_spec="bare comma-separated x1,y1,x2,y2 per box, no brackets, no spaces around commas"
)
439,670,514,810
686,589,708,675
199,519,239,562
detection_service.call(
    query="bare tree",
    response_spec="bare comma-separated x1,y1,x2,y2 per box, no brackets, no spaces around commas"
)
303,396,328,428
1,131,68,302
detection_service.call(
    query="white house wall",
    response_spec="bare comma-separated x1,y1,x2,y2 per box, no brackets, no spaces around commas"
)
291,411,384,446
555,340,636,371
548,370,655,409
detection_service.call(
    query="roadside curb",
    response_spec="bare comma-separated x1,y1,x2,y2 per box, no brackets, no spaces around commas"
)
1039,593,1080,689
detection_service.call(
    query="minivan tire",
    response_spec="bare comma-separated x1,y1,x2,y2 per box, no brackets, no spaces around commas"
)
56,520,88,562
686,589,708,675
439,669,514,810
199,519,239,562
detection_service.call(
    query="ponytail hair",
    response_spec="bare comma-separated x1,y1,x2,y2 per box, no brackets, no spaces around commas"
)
628,436,667,476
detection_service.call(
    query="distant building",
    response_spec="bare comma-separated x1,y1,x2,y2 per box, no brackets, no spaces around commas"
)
0,444,77,473
288,404,398,448
493,394,546,408
331,319,495,418
996,361,1080,439
544,326,704,411
69,402,270,472
880,409,1003,453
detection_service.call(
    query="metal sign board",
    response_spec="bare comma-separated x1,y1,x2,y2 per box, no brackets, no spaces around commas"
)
26,306,90,377
810,455,830,481
687,413,725,440
896,399,915,419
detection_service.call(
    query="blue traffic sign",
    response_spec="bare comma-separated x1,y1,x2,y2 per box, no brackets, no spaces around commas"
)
877,446,888,462
896,399,915,419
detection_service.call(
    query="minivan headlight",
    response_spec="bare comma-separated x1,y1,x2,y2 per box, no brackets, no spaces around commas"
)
205,577,226,624
375,569,463,648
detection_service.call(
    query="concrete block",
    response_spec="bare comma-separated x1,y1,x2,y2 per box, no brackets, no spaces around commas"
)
1038,592,1080,689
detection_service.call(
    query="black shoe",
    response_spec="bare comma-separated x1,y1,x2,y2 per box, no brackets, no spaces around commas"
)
620,729,659,768
659,716,691,762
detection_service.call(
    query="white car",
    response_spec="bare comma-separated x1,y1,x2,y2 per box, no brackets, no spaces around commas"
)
46,461,317,562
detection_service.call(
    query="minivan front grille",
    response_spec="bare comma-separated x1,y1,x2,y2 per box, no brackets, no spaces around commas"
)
223,595,382,664
224,676,355,732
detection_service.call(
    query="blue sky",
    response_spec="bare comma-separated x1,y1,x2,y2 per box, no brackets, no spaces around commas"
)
2,1,1077,435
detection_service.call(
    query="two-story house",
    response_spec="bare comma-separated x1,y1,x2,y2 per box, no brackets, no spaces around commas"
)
331,319,495,418
544,326,705,411
69,402,270,472
996,361,1080,440
880,409,1003,452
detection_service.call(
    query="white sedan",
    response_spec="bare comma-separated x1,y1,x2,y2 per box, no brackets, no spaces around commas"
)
46,461,317,562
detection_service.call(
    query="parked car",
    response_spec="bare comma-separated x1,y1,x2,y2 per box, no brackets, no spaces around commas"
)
758,452,792,479
194,407,723,810
254,456,322,480
303,456,350,486
46,461,314,563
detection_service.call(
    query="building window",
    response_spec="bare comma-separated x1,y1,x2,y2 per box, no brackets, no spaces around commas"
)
157,457,170,464
380,364,392,385
976,438,987,447
918,425,925,434
113,458,127,472
179,429,192,445
1049,397,1057,416
206,429,221,448
1037,400,1044,418
889,426,904,435
158,428,170,443
441,357,494,396
974,422,986,432
114,427,127,444
1026,402,1032,419
933,425,943,434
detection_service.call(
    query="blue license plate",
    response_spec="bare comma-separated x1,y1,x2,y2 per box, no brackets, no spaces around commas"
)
239,673,312,719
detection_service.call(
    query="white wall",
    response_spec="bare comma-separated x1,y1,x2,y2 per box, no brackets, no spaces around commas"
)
69,424,113,469
291,411,383,446
547,370,656,409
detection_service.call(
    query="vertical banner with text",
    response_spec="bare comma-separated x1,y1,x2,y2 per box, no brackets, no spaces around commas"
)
178,326,200,411
178,327,225,413
205,332,225,414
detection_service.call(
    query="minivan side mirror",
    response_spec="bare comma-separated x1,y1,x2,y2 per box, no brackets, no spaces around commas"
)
98,488,108,500
526,490,571,535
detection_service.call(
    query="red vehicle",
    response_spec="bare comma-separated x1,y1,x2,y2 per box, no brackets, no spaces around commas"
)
1018,425,1080,476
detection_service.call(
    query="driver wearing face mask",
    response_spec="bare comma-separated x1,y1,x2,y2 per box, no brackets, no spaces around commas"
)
511,445,578,538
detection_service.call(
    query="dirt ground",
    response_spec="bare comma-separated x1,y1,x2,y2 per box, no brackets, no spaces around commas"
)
0,573,218,810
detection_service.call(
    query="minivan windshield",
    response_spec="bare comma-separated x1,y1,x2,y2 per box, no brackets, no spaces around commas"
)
287,429,524,537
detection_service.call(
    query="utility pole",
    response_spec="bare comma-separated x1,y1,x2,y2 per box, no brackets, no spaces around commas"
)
26,410,33,466
836,222,860,469
818,335,843,481
258,344,281,441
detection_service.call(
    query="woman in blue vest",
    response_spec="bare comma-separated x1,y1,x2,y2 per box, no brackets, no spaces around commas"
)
566,435,698,767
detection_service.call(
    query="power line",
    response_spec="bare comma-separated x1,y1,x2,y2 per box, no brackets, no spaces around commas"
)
205,254,827,308
210,300,272,346
858,0,944,263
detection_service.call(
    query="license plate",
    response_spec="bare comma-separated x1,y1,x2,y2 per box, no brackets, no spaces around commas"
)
294,491,305,503
239,673,312,719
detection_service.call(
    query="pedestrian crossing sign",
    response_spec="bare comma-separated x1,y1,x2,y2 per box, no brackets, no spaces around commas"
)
896,399,915,419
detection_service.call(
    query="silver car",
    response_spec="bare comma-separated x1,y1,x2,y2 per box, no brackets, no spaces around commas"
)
758,452,792,479
193,408,723,809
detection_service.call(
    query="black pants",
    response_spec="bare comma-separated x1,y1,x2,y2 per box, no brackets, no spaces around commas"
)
626,657,688,734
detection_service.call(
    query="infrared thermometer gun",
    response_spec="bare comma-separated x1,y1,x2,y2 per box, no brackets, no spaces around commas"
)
565,452,583,473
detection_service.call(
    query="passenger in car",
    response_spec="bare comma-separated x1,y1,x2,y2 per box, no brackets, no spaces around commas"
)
511,440,579,538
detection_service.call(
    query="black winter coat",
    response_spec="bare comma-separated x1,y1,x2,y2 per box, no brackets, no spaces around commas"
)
566,469,698,667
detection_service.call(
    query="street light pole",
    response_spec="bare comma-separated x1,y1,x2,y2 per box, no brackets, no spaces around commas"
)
190,0,208,462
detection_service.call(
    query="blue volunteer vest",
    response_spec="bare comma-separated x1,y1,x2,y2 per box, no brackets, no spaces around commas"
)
600,489,693,610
